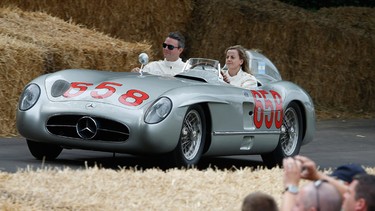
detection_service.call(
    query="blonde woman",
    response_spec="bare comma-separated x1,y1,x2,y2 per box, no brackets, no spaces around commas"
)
221,45,257,89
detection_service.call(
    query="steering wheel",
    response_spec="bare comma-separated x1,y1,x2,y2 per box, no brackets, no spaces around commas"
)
190,62,216,70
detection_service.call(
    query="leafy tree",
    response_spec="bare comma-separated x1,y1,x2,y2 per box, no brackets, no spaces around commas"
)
279,0,374,9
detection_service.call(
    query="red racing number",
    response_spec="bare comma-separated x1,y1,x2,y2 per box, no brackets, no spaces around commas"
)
91,82,122,99
63,81,149,107
63,82,93,98
270,90,283,128
119,89,149,106
251,90,283,129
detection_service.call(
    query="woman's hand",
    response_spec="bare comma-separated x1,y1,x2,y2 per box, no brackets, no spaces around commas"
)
221,71,230,83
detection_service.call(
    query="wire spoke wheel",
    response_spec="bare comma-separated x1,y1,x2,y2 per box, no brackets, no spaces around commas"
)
181,110,202,160
280,106,299,156
261,102,302,168
171,105,206,168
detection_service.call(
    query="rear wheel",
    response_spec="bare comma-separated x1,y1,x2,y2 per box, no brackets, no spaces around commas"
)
27,139,63,160
261,102,303,168
171,105,206,168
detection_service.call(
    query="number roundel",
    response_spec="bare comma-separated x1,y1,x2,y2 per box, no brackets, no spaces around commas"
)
63,81,149,106
251,90,283,129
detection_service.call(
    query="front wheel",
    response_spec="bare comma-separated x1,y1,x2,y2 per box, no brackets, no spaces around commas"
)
27,139,63,160
170,105,206,168
261,102,303,168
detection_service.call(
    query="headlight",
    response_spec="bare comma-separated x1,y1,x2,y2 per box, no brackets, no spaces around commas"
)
144,97,172,124
19,83,41,111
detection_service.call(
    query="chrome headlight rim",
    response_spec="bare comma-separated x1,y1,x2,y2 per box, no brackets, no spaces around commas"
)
18,83,41,111
144,97,172,124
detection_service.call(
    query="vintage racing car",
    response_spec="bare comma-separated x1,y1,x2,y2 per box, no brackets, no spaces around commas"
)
16,50,315,168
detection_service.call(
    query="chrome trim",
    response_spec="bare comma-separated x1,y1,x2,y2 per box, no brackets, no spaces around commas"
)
213,130,280,136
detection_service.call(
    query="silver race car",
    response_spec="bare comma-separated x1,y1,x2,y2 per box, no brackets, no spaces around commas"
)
16,50,315,168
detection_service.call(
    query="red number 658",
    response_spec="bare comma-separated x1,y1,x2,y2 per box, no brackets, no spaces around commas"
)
251,90,283,129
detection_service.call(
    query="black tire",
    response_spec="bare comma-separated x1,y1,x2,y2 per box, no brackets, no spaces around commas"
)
27,139,63,160
261,102,303,169
171,105,206,168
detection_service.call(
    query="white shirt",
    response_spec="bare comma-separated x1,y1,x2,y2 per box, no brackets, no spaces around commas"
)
142,58,185,77
225,69,257,89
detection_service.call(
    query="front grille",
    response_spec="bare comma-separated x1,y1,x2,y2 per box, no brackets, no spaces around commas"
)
46,115,129,142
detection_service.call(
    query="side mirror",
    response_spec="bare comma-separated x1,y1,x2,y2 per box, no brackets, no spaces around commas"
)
138,53,149,66
137,53,149,76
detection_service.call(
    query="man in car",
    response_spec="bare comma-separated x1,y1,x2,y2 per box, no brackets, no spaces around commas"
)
132,31,186,76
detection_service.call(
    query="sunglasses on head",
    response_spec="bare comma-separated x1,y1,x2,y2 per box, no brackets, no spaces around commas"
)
162,43,179,50
313,179,328,211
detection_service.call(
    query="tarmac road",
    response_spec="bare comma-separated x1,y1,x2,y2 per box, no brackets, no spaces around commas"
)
0,118,374,173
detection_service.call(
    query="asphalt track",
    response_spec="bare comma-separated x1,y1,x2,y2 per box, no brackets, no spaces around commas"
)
0,118,374,173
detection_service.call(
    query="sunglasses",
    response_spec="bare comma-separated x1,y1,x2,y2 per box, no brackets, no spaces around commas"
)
313,179,328,211
162,43,179,50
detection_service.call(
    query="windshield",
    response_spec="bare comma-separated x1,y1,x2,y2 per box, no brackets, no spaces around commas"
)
182,58,221,77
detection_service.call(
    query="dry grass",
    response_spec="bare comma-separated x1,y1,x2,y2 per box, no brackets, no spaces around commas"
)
0,166,374,210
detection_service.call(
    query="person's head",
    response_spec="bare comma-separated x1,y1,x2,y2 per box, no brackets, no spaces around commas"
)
162,31,185,62
293,180,342,211
225,45,251,74
331,163,367,184
242,191,278,211
342,174,375,211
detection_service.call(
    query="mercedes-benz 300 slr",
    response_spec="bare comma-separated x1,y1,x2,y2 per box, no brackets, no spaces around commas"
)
16,50,315,168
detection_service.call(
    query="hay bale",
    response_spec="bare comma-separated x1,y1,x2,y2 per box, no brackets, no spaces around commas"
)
0,35,46,136
0,7,153,73
1,0,374,114
317,6,375,38
0,0,193,60
0,7,153,136
186,0,375,112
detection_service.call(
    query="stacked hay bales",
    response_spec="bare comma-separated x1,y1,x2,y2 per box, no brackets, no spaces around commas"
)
0,0,194,60
186,0,375,113
1,0,373,116
0,7,152,136
317,6,375,38
0,36,47,137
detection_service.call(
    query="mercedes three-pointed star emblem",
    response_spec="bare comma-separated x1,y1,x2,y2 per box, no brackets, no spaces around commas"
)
76,116,98,139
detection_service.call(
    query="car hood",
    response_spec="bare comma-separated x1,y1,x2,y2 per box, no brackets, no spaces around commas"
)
44,69,205,109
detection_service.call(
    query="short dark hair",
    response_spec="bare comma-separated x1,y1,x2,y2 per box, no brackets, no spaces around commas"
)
242,192,278,211
354,174,375,210
168,31,185,49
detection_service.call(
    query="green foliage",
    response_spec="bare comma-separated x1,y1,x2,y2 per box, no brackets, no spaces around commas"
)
279,0,374,9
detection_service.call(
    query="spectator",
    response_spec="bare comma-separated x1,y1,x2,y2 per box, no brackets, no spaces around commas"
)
281,157,342,211
221,45,257,89
331,163,367,184
295,155,364,194
132,31,186,76
341,174,375,211
242,191,278,211
294,155,375,211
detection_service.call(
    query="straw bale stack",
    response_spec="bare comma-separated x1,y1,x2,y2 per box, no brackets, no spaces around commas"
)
317,6,375,38
0,7,152,136
0,0,193,60
0,7,153,72
0,35,46,136
0,0,374,114
186,0,375,113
